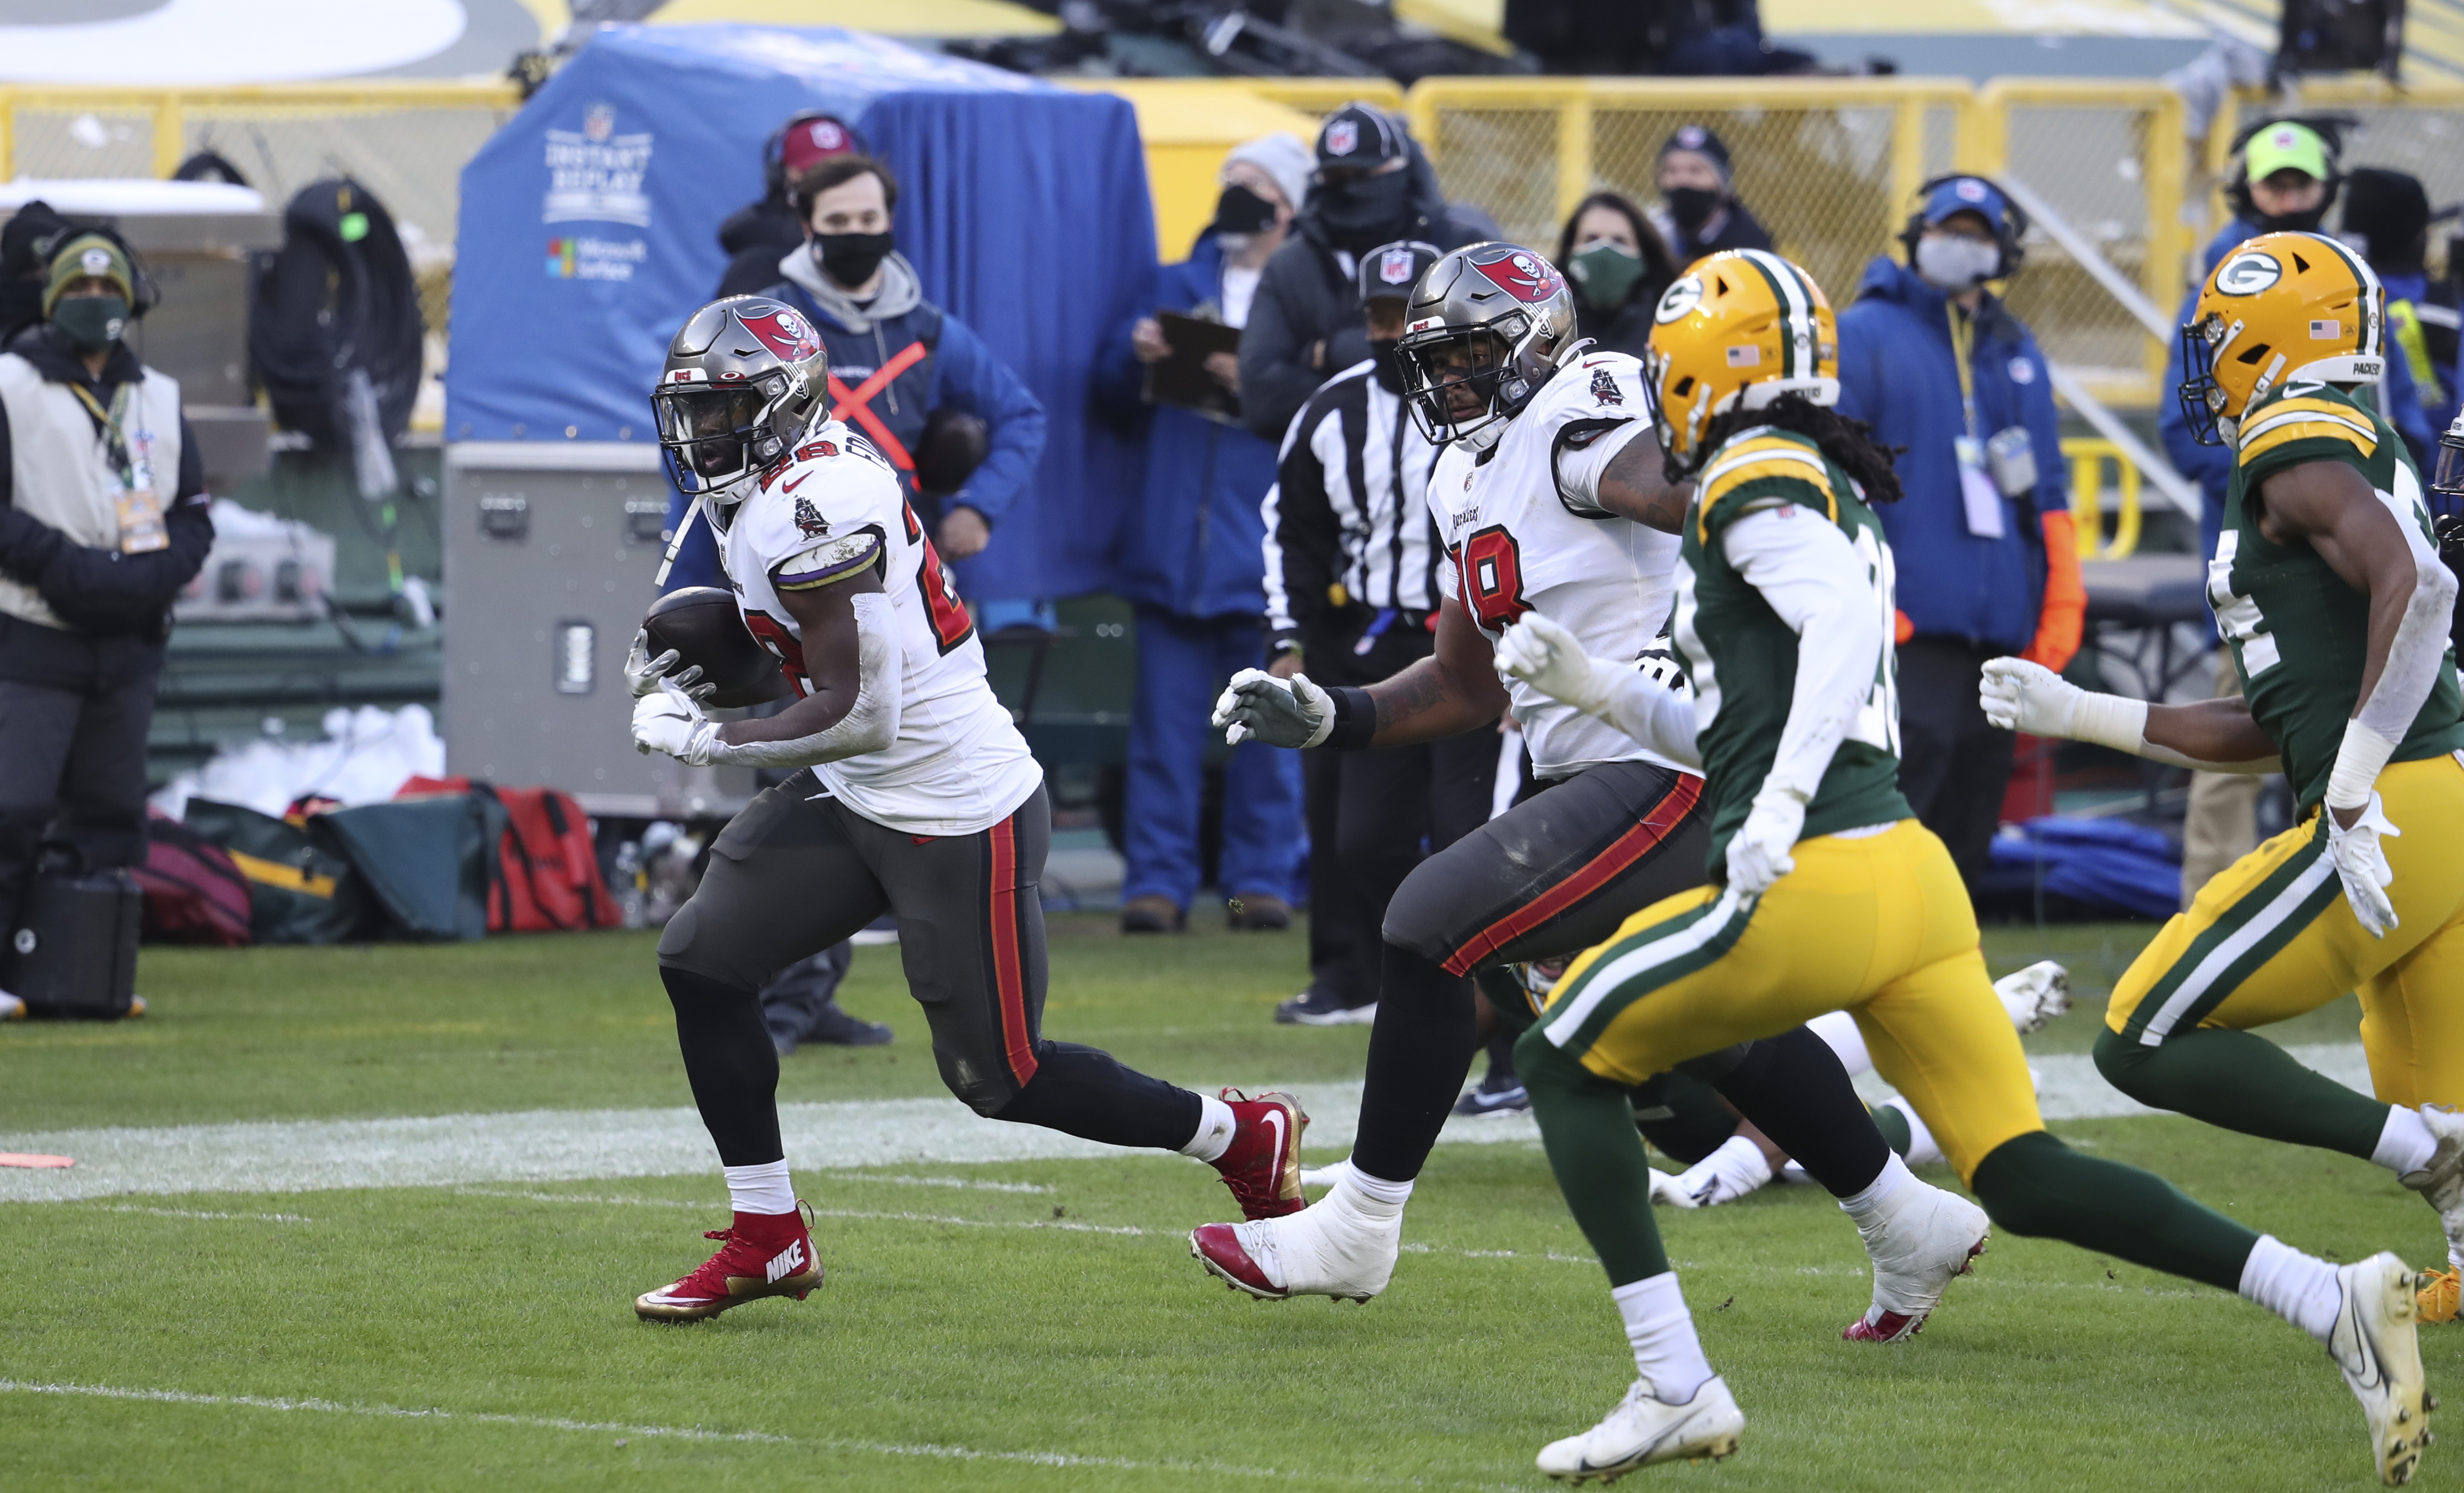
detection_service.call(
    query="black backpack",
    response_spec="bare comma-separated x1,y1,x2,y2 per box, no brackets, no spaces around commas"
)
249,178,425,457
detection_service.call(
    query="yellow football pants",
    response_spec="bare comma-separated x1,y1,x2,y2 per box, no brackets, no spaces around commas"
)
2105,751,2464,1110
1537,819,2042,1183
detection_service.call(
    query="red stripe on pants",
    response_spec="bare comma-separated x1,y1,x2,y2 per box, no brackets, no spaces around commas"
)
1441,773,1705,977
987,816,1040,1086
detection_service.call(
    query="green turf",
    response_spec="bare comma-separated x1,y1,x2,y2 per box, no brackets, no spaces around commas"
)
0,918,2446,1491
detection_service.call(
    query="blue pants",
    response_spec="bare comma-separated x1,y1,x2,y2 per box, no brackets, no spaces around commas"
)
1120,607,1304,910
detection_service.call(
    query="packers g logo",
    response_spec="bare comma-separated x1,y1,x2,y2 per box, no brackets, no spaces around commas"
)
1655,276,1704,325
2214,250,2283,297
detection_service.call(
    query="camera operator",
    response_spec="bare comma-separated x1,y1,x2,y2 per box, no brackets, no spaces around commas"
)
713,112,867,300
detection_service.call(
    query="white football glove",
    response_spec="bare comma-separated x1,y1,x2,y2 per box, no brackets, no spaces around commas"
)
1494,613,1618,715
1645,1168,1701,1209
631,677,725,764
1212,667,1336,748
622,628,715,703
1724,787,1807,897
1978,656,2083,738
2326,792,2402,939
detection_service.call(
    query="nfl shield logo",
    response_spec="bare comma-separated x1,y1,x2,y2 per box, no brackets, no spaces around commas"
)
1325,119,1358,157
1379,248,1415,284
584,103,616,142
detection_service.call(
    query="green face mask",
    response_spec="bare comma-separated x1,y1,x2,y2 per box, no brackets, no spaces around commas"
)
1569,243,1644,310
52,294,129,353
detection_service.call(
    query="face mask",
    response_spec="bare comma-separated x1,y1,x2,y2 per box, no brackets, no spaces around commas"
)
1665,186,1722,232
1914,234,2001,291
1369,337,1406,393
1317,169,1414,251
1214,183,1277,236
815,230,893,288
2251,204,2328,235
52,294,128,352
1569,242,1644,309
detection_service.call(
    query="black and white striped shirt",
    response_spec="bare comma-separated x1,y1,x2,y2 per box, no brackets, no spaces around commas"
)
1262,359,1446,653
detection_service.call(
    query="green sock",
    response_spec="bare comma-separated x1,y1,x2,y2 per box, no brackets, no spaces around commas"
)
1970,1130,2260,1292
2093,1024,2386,1160
1516,1026,1669,1286
1869,1100,1912,1157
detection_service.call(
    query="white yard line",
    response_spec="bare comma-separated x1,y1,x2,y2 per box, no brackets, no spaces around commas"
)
0,1046,2374,1204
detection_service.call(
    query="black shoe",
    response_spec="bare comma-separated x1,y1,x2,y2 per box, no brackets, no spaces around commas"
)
799,998,893,1048
1453,1068,1530,1117
1274,987,1378,1026
1226,893,1292,931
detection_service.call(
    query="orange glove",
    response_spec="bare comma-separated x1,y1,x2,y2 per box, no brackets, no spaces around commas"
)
1894,608,1914,645
2020,508,2084,673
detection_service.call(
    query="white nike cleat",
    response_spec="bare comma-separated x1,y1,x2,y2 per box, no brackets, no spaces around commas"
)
2399,1105,2464,1269
2327,1252,2436,1486
1844,1180,1989,1342
1188,1181,1400,1303
1536,1376,1745,1482
1993,960,2071,1034
1646,1168,1700,1209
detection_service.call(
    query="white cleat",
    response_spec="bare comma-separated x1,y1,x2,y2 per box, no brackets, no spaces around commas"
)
2328,1252,2436,1486
2399,1105,2464,1264
1646,1168,1700,1209
1993,960,2071,1034
1844,1180,1990,1342
0,990,23,1021
1537,1376,1745,1482
1188,1182,1400,1303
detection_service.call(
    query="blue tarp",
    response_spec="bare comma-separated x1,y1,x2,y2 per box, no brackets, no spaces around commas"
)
446,24,1158,601
1989,816,2182,920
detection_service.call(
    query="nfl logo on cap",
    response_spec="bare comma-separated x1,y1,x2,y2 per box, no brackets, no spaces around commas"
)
1379,248,1415,284
1677,125,1705,148
1956,178,1986,202
1326,119,1358,157
82,247,112,275
810,120,843,151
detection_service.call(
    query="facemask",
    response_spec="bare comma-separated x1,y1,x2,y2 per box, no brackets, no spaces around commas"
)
1569,242,1645,309
1214,183,1277,236
52,294,128,352
1914,234,2001,292
1665,186,1722,232
1370,337,1406,393
815,230,893,288
1317,170,1414,252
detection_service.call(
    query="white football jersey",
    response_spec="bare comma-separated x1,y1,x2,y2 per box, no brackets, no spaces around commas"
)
1427,350,1688,779
715,418,1041,836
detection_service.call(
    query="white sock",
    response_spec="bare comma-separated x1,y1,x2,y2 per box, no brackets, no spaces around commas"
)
1883,1097,1944,1167
723,1160,796,1216
1838,1151,1915,1225
1612,1272,1714,1403
1675,1133,1771,1205
1180,1092,1237,1162
1337,1166,1414,1218
1806,1009,1872,1078
2372,1106,2438,1177
2239,1234,2341,1344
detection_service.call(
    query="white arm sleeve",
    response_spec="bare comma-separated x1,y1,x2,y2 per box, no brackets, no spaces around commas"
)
2326,486,2463,807
1551,419,1651,517
710,591,904,769
1721,505,1879,802
1594,667,1704,769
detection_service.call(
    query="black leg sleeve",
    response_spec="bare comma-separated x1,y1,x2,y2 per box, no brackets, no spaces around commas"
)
660,965,784,1167
991,1041,1204,1151
1348,941,1480,1182
1698,1028,1889,1197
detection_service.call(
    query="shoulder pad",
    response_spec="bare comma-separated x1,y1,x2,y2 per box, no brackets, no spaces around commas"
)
774,526,886,592
1693,429,1836,542
2237,383,2380,468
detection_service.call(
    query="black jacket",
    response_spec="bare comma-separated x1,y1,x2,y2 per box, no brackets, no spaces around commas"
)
1237,146,1482,442
1666,200,1774,264
0,325,213,665
713,196,805,300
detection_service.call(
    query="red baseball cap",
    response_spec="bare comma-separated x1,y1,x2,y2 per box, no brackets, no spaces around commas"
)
778,113,862,176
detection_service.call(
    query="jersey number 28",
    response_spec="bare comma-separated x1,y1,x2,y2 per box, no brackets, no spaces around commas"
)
904,502,975,654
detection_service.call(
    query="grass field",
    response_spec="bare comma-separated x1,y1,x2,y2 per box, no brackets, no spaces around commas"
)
1,917,2454,1492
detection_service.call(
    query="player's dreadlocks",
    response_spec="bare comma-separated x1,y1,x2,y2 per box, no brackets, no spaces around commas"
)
1691,394,1905,506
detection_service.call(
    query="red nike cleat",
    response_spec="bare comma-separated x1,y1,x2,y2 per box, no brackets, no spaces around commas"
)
1210,1088,1309,1221
634,1206,823,1322
1190,1221,1292,1299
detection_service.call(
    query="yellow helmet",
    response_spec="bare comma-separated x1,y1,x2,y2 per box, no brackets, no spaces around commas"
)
2179,230,2384,446
1643,248,1840,474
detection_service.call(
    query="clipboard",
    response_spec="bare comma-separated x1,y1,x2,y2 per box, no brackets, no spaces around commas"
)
1144,310,1244,424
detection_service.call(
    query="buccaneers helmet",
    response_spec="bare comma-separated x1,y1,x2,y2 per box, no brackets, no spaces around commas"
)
2177,231,2384,446
1395,241,1577,445
650,296,827,507
1642,248,1839,475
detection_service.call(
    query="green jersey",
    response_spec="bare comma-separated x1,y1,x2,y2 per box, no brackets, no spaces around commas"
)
1672,426,1911,877
2218,381,2464,810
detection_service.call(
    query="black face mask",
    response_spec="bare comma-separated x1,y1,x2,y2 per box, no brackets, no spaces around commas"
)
815,230,894,289
2250,205,2329,235
1214,184,1277,236
1666,186,1722,233
1317,170,1414,252
1369,337,1406,393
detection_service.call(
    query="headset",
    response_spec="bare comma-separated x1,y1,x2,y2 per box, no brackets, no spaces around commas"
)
1898,173,2031,282
765,110,870,200
2223,113,2351,226
37,220,162,319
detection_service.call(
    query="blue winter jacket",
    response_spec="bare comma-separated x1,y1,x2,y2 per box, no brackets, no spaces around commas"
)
2161,219,2437,561
1836,256,2067,653
1093,231,1282,620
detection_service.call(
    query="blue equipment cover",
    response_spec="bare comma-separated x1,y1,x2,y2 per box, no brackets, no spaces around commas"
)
1988,816,2182,921
448,24,1158,601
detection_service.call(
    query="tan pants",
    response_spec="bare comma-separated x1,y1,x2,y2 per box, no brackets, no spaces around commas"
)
2179,652,2259,909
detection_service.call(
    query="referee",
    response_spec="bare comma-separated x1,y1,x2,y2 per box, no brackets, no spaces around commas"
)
1262,239,1495,1026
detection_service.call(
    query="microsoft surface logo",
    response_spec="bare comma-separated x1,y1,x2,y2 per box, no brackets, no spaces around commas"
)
546,238,576,277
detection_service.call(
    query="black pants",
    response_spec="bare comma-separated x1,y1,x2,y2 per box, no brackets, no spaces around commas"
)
0,668,159,937
1334,731,1498,1008
1300,749,1366,1004
1896,637,2018,885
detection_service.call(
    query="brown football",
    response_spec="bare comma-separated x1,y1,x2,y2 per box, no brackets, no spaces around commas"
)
643,587,786,707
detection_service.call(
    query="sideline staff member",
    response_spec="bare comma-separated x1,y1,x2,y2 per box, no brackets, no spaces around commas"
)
0,231,212,1018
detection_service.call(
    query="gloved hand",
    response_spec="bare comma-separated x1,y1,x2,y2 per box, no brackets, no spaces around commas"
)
1213,667,1336,748
623,629,713,702
1645,1168,1701,1209
1724,786,1807,896
632,677,725,764
1494,613,1619,714
1978,656,2082,737
2326,792,2402,938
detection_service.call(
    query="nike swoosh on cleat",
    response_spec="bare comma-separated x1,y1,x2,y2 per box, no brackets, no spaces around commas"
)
1261,1108,1284,1164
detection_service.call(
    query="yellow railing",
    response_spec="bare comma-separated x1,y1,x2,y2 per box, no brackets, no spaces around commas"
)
2064,437,2143,559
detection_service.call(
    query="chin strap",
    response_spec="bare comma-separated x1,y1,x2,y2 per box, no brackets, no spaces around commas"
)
653,493,707,589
